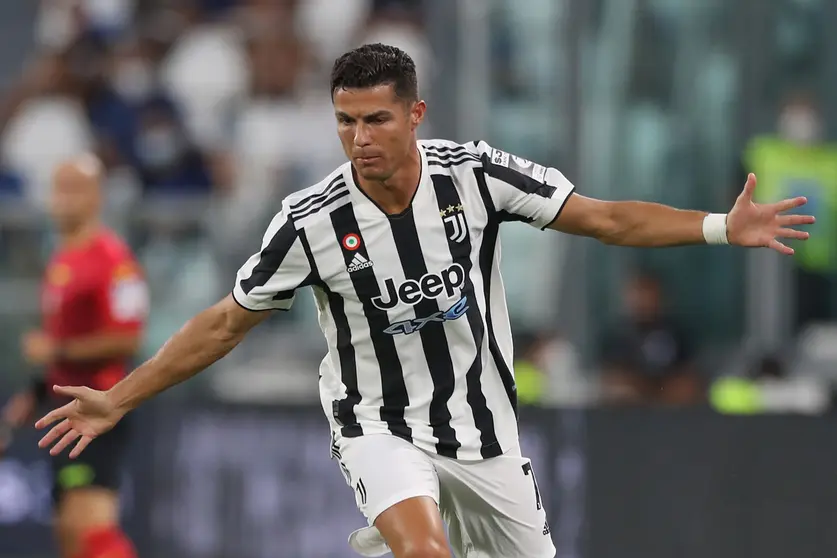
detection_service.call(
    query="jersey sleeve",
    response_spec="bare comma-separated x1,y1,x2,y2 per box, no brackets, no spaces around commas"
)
473,141,576,229
232,210,313,311
101,258,149,332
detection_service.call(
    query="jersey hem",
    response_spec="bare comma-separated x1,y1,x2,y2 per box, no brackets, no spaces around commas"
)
230,289,290,313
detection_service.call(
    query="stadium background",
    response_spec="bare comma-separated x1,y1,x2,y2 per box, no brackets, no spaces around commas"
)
2,0,837,557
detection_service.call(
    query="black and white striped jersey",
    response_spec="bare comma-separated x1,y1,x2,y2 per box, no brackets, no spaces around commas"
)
233,139,576,460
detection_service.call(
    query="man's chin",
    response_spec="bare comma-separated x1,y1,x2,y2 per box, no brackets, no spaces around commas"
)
355,167,391,182
52,218,82,233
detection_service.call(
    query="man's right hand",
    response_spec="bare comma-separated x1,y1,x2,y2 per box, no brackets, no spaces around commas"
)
35,386,125,459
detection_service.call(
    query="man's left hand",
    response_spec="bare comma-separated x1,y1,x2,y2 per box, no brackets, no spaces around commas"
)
726,173,816,255
22,331,57,366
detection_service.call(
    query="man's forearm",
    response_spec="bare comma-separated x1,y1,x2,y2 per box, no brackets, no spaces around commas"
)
107,305,245,412
60,333,140,363
602,201,708,247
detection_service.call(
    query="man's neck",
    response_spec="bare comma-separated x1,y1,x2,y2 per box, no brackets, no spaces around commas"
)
61,221,100,250
355,145,422,215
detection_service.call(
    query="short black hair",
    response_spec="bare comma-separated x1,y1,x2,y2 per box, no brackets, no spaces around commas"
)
330,43,418,102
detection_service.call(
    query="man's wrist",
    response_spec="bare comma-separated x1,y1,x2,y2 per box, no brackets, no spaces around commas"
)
702,213,729,245
105,386,134,416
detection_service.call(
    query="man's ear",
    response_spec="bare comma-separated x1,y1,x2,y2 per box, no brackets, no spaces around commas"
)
411,100,427,131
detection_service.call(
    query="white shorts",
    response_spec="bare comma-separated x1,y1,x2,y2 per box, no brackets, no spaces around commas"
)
332,433,555,558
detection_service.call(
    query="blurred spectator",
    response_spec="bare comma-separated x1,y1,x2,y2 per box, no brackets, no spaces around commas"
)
134,95,212,197
233,22,342,192
158,0,249,152
108,35,158,108
514,328,588,407
0,53,94,210
599,272,703,406
68,32,142,169
515,331,550,406
742,90,837,331
356,0,433,100
710,353,830,415
213,17,344,267
298,0,369,70
36,0,137,49
135,0,202,63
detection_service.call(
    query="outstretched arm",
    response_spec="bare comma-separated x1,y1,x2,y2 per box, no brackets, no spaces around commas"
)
549,174,814,254
37,207,312,458
36,295,270,457
107,295,269,412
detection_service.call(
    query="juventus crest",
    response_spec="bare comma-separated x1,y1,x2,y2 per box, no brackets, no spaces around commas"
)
440,204,467,243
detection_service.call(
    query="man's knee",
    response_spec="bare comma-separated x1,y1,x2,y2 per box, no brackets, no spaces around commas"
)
399,538,451,558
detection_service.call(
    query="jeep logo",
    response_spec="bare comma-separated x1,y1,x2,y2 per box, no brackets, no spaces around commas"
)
372,263,465,311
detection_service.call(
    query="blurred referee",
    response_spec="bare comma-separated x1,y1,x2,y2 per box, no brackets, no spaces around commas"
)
1,155,147,558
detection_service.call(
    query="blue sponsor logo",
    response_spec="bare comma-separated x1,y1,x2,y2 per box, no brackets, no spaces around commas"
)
383,296,469,336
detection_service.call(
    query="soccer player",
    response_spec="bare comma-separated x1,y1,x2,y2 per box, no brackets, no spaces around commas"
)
35,44,812,558
1,155,147,558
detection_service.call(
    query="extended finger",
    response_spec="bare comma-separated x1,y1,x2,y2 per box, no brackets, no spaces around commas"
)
776,228,810,240
777,214,816,226
53,385,90,399
69,435,94,459
38,419,71,448
771,196,807,213
50,429,80,456
740,173,757,201
769,239,794,256
35,402,75,429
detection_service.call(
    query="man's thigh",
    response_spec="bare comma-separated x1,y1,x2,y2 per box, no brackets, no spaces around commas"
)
434,447,556,558
334,433,445,556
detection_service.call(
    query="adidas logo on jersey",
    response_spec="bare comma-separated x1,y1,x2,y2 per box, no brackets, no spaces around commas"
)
347,253,374,273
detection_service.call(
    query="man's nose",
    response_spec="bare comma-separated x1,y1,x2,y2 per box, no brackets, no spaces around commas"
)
354,122,372,147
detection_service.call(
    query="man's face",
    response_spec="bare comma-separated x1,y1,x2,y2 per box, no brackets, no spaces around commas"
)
49,170,99,232
333,84,425,181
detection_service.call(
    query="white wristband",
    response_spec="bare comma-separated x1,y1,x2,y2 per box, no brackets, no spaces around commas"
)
702,213,729,245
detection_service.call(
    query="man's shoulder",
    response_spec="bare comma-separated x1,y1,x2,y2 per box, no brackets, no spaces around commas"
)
419,138,477,150
93,230,143,279
94,228,134,256
420,138,481,156
281,163,352,226
420,139,491,172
